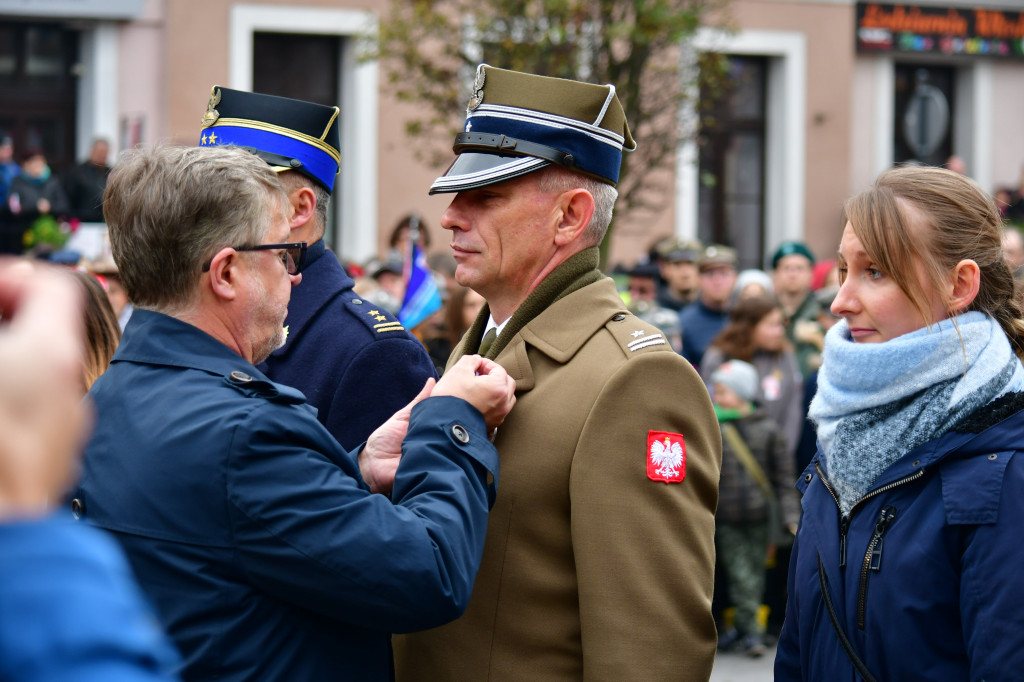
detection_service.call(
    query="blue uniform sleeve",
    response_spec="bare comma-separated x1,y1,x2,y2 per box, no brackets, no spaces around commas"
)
0,516,180,682
225,395,498,633
325,336,438,451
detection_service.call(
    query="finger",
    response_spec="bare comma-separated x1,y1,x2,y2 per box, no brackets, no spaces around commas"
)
409,377,436,406
473,357,503,376
453,354,486,375
1,265,83,382
0,258,36,313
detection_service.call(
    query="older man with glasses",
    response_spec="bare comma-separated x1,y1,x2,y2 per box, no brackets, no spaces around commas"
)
70,144,516,682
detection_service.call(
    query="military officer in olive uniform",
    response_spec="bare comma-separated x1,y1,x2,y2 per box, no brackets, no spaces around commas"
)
199,87,437,451
393,65,722,681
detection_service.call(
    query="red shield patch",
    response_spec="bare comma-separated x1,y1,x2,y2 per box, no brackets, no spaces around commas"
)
647,430,686,483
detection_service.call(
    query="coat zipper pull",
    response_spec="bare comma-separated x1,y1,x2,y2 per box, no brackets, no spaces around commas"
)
869,507,896,571
858,505,897,630
839,516,850,569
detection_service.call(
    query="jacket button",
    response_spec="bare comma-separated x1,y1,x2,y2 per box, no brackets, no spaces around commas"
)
352,298,363,305
230,371,252,383
70,498,84,520
612,313,626,321
804,473,812,483
989,454,998,461
452,425,470,444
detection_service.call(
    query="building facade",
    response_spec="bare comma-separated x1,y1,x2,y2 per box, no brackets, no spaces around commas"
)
2,0,1022,268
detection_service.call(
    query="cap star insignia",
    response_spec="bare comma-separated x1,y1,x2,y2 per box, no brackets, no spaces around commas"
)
201,87,222,128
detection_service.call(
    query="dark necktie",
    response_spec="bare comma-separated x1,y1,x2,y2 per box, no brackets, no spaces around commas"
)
479,328,498,355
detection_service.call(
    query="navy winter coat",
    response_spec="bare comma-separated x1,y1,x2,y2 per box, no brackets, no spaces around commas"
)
775,393,1024,682
260,240,437,452
73,310,498,681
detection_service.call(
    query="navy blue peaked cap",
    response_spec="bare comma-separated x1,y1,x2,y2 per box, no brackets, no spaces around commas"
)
199,86,341,193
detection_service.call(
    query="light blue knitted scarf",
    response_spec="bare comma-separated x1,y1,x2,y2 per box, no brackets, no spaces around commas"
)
810,311,1024,516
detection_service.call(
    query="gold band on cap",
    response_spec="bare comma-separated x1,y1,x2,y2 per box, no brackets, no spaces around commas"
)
211,117,341,162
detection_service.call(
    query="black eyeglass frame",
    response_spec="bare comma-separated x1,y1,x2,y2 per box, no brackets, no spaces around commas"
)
202,242,308,276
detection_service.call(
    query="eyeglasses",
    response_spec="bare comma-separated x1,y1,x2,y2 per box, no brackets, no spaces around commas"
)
202,242,308,276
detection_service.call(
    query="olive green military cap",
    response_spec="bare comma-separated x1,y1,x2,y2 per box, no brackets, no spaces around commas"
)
430,64,637,194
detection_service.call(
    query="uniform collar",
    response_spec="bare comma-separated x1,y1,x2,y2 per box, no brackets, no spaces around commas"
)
278,240,354,336
114,309,267,380
474,277,625,392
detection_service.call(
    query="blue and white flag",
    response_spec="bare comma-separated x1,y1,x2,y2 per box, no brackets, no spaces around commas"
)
399,241,442,330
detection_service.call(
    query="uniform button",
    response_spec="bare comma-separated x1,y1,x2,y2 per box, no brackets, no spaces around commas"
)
989,454,998,461
289,158,303,168
804,473,812,483
352,299,363,305
452,425,470,444
612,313,626,321
70,498,84,519
230,371,252,383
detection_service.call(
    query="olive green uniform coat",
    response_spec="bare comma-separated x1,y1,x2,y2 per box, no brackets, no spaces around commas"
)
394,272,721,681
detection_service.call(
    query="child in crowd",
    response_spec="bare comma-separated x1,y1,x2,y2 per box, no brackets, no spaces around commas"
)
711,360,800,658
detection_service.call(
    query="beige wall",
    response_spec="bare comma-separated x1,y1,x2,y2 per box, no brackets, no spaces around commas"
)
991,62,1024,196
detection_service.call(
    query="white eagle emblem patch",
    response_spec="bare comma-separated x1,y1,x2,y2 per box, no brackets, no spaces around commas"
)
647,431,685,483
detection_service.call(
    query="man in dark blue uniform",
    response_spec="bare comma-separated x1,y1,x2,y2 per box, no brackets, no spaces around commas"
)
198,86,437,451
71,144,515,681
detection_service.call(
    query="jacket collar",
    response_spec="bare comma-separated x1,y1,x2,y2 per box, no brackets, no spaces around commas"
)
114,308,267,380
458,277,625,392
278,239,354,336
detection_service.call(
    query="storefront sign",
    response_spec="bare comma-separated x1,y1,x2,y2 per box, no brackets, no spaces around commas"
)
856,2,1024,58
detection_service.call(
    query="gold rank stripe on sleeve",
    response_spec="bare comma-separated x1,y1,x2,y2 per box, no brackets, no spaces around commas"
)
627,331,666,352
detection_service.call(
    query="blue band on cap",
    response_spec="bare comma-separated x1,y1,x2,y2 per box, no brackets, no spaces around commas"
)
466,110,623,185
200,125,338,192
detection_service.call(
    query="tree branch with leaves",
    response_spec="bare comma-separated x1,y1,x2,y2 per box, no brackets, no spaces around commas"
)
369,0,733,249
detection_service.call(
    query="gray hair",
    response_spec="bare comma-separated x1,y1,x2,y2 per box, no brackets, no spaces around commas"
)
103,144,287,313
536,165,618,246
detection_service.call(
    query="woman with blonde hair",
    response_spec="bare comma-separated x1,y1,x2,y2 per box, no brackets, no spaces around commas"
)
71,269,121,392
776,166,1024,681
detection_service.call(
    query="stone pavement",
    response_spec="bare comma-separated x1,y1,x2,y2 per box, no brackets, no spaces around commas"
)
709,643,777,682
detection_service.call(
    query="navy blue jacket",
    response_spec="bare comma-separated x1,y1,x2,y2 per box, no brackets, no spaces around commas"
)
260,240,437,451
74,310,498,682
0,516,179,681
776,393,1024,682
678,298,730,367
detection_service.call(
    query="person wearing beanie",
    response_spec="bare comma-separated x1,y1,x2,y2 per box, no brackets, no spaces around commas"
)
771,241,821,377
734,268,774,302
711,359,800,659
